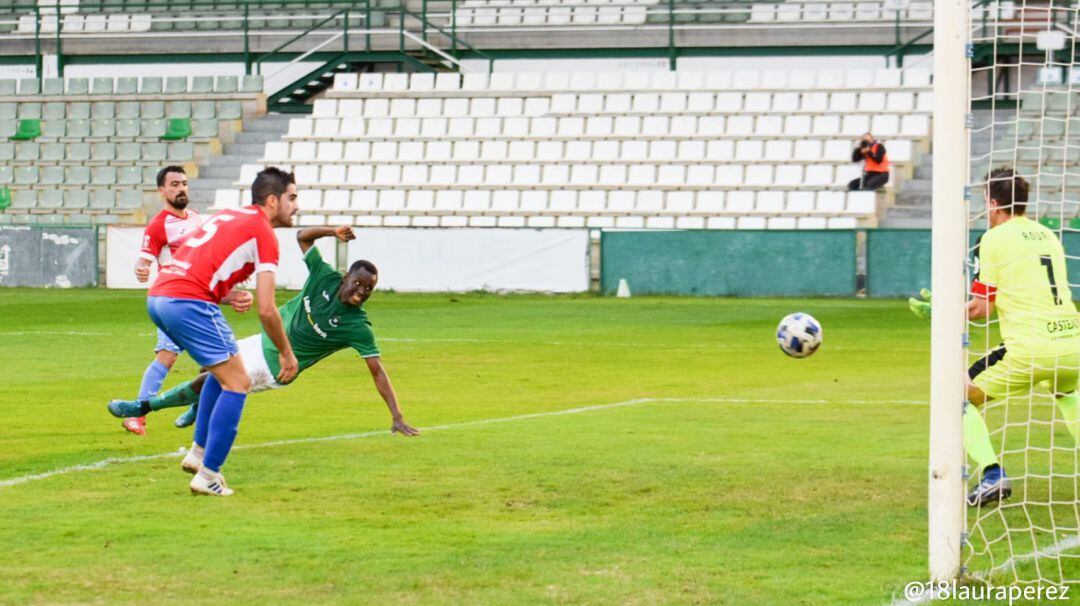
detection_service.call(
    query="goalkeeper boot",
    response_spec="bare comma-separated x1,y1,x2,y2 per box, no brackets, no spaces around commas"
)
190,469,233,497
174,404,198,429
966,464,1012,507
121,416,147,436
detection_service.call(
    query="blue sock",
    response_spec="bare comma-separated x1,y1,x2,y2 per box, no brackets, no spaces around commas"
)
138,360,170,401
193,375,222,449
202,390,247,472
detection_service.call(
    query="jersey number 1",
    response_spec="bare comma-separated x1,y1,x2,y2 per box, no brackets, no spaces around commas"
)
1040,255,1063,305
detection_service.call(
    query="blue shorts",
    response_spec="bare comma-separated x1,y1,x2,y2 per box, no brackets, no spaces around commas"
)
147,296,238,368
155,328,183,354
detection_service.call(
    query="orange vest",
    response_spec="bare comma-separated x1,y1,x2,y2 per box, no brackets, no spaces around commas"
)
865,142,890,173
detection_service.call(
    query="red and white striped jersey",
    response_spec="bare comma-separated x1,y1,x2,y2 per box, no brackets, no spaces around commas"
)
149,206,279,304
139,208,204,263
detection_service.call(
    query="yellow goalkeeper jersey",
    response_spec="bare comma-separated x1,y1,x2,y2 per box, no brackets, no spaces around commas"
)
976,216,1080,356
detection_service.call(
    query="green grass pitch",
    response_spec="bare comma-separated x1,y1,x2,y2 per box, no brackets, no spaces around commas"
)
0,288,1074,605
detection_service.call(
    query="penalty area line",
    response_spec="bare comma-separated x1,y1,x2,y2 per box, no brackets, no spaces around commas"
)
0,396,922,491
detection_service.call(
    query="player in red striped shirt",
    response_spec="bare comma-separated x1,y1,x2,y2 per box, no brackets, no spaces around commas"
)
123,166,207,436
147,167,299,496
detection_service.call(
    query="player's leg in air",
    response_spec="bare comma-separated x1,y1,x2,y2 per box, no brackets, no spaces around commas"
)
121,331,182,435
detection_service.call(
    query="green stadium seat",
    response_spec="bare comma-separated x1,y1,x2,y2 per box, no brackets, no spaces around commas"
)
91,119,116,138
165,77,187,94
140,77,163,94
39,190,63,209
66,166,90,186
15,142,38,162
143,142,167,162
64,189,88,209
115,142,138,162
0,187,8,210
116,77,138,95
41,166,64,186
64,119,90,140
18,103,42,119
118,190,143,210
12,190,36,210
42,142,65,162
67,142,90,163
90,189,116,210
217,100,242,120
215,75,239,93
162,118,192,140
141,102,165,119
92,102,116,120
0,120,15,138
94,142,118,162
167,142,193,161
18,80,39,95
117,119,140,138
241,75,263,93
41,120,65,139
14,166,37,185
192,101,215,120
0,80,15,96
91,77,114,95
118,166,142,185
0,104,15,120
191,76,214,94
66,78,89,95
191,119,216,139
43,102,65,120
68,102,91,120
1040,217,1063,230
11,119,41,141
0,143,12,161
92,166,117,186
167,100,192,118
117,102,139,120
41,79,64,95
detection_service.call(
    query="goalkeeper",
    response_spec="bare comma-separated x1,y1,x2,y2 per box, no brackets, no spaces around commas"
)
107,226,420,470
910,168,1080,507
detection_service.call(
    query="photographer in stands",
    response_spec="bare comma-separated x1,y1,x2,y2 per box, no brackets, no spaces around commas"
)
848,132,890,191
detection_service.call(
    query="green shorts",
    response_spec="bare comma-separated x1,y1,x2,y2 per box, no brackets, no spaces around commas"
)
970,347,1080,400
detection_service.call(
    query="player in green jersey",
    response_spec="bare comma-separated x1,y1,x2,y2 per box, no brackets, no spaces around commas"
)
911,169,1080,506
108,225,420,469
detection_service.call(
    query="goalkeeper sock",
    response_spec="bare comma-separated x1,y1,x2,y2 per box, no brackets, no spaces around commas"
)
148,381,200,411
202,390,247,473
1055,392,1080,443
137,360,169,401
193,375,222,449
964,403,999,472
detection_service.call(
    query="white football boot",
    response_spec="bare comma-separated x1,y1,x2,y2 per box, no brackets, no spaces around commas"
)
189,469,234,496
180,444,204,475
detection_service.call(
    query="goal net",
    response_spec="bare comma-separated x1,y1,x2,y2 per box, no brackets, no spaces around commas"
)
963,0,1080,585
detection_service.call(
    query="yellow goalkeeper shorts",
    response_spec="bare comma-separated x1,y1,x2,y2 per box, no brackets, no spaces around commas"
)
972,349,1080,401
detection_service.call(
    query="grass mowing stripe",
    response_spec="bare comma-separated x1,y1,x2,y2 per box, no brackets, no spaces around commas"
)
0,396,923,491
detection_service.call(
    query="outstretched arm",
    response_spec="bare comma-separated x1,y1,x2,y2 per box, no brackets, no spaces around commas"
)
364,356,420,436
297,225,355,254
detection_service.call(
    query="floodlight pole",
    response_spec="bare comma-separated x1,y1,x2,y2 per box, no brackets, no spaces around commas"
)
928,0,969,584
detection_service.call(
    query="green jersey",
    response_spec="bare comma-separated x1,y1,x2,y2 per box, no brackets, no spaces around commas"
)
262,246,380,379
976,216,1080,356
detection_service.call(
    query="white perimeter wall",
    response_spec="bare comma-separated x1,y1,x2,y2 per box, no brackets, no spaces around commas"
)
346,229,590,293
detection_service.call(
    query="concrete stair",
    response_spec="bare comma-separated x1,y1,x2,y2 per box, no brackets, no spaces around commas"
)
189,113,292,211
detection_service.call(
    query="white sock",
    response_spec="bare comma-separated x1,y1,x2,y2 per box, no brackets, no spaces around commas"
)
197,467,217,481
190,443,205,458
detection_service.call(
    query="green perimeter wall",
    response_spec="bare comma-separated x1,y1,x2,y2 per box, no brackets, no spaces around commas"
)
600,230,857,296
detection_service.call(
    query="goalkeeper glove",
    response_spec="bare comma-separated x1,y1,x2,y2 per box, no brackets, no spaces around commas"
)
908,288,932,320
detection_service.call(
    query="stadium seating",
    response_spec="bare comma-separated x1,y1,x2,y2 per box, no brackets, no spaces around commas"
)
0,74,264,225
210,68,931,229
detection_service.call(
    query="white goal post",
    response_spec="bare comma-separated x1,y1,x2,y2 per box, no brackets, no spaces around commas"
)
928,0,970,583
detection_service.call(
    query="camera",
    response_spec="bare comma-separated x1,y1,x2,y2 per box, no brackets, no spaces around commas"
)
859,140,870,149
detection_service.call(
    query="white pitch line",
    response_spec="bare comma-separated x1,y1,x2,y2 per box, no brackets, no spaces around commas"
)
0,396,923,491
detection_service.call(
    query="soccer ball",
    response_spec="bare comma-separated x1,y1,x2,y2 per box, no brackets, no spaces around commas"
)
776,313,823,358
